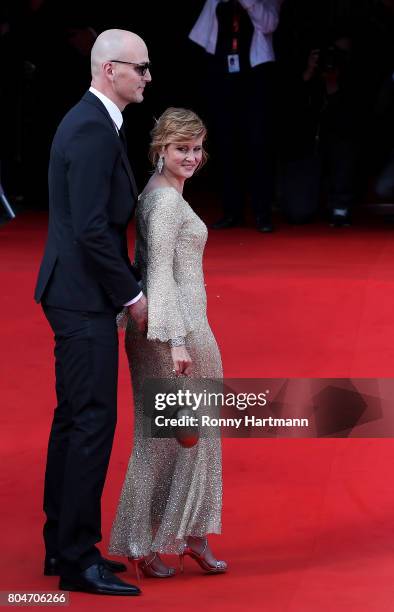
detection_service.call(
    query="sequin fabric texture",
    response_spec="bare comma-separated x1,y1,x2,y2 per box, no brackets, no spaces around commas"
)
109,187,223,557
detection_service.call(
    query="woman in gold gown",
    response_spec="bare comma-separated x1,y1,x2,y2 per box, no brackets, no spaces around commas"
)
109,108,227,578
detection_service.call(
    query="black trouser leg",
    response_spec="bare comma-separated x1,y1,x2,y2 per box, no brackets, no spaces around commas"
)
42,306,118,575
280,154,322,224
325,132,357,212
43,340,73,559
376,148,394,199
207,75,245,219
246,63,276,224
207,64,276,223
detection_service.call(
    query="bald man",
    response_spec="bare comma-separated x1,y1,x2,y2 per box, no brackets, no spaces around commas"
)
34,30,152,595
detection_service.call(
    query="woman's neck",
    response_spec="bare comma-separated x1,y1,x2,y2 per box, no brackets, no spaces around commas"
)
157,171,185,194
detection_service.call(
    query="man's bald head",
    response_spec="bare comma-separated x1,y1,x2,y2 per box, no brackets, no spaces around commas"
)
91,29,147,77
89,29,151,110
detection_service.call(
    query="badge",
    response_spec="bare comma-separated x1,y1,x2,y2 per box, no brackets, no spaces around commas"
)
227,54,240,73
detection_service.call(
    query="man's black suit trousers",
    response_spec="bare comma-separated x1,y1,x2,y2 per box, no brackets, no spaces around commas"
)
42,305,119,575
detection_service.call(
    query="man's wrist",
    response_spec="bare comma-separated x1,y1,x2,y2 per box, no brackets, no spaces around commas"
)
124,291,143,307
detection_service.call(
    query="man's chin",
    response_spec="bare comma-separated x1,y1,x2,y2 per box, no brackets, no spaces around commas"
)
128,91,144,104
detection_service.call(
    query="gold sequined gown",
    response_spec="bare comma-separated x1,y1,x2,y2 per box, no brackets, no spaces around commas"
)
109,186,222,557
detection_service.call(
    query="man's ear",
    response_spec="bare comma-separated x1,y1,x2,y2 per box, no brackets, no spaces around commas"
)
102,61,114,79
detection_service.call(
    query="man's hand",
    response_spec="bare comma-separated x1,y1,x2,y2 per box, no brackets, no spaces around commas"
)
128,294,148,333
171,346,192,376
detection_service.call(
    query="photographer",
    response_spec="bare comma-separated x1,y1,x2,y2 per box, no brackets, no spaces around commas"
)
189,0,282,233
276,24,362,226
308,34,359,226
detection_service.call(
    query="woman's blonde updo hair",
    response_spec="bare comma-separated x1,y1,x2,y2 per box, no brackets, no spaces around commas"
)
149,107,208,170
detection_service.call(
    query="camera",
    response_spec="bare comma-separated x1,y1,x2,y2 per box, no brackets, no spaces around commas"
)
318,41,350,73
319,45,339,72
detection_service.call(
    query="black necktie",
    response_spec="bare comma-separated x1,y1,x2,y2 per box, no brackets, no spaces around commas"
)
119,124,128,151
117,123,138,197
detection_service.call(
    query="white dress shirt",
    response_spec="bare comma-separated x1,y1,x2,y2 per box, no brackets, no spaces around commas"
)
88,87,142,306
189,0,280,67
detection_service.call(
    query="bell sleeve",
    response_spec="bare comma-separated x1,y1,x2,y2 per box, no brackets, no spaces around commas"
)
145,192,193,342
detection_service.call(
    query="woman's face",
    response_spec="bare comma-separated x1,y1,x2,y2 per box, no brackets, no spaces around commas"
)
162,136,204,180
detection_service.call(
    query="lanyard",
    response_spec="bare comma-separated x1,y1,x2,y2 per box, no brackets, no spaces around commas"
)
231,1,240,53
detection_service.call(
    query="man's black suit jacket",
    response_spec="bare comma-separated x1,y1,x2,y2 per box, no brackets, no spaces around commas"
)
34,91,141,312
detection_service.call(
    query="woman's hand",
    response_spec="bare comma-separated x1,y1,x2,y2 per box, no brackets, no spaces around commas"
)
171,346,192,376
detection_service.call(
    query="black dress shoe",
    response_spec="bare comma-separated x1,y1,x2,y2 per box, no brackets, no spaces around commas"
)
257,221,274,233
329,209,351,227
59,562,141,596
211,215,242,229
44,556,127,576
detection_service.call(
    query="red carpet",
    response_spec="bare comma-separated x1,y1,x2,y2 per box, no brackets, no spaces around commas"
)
2,210,394,611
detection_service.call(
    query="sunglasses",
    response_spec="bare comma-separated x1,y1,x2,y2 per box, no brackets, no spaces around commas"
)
110,60,151,76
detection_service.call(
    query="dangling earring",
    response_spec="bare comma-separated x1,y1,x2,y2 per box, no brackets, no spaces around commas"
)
157,156,164,174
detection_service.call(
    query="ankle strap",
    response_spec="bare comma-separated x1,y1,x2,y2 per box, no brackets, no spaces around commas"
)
144,552,157,567
187,536,208,554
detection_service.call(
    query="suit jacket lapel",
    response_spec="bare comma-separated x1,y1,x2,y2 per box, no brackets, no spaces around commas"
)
82,91,139,199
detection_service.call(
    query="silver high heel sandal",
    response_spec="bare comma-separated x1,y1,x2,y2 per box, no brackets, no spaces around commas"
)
179,538,227,574
128,553,176,581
